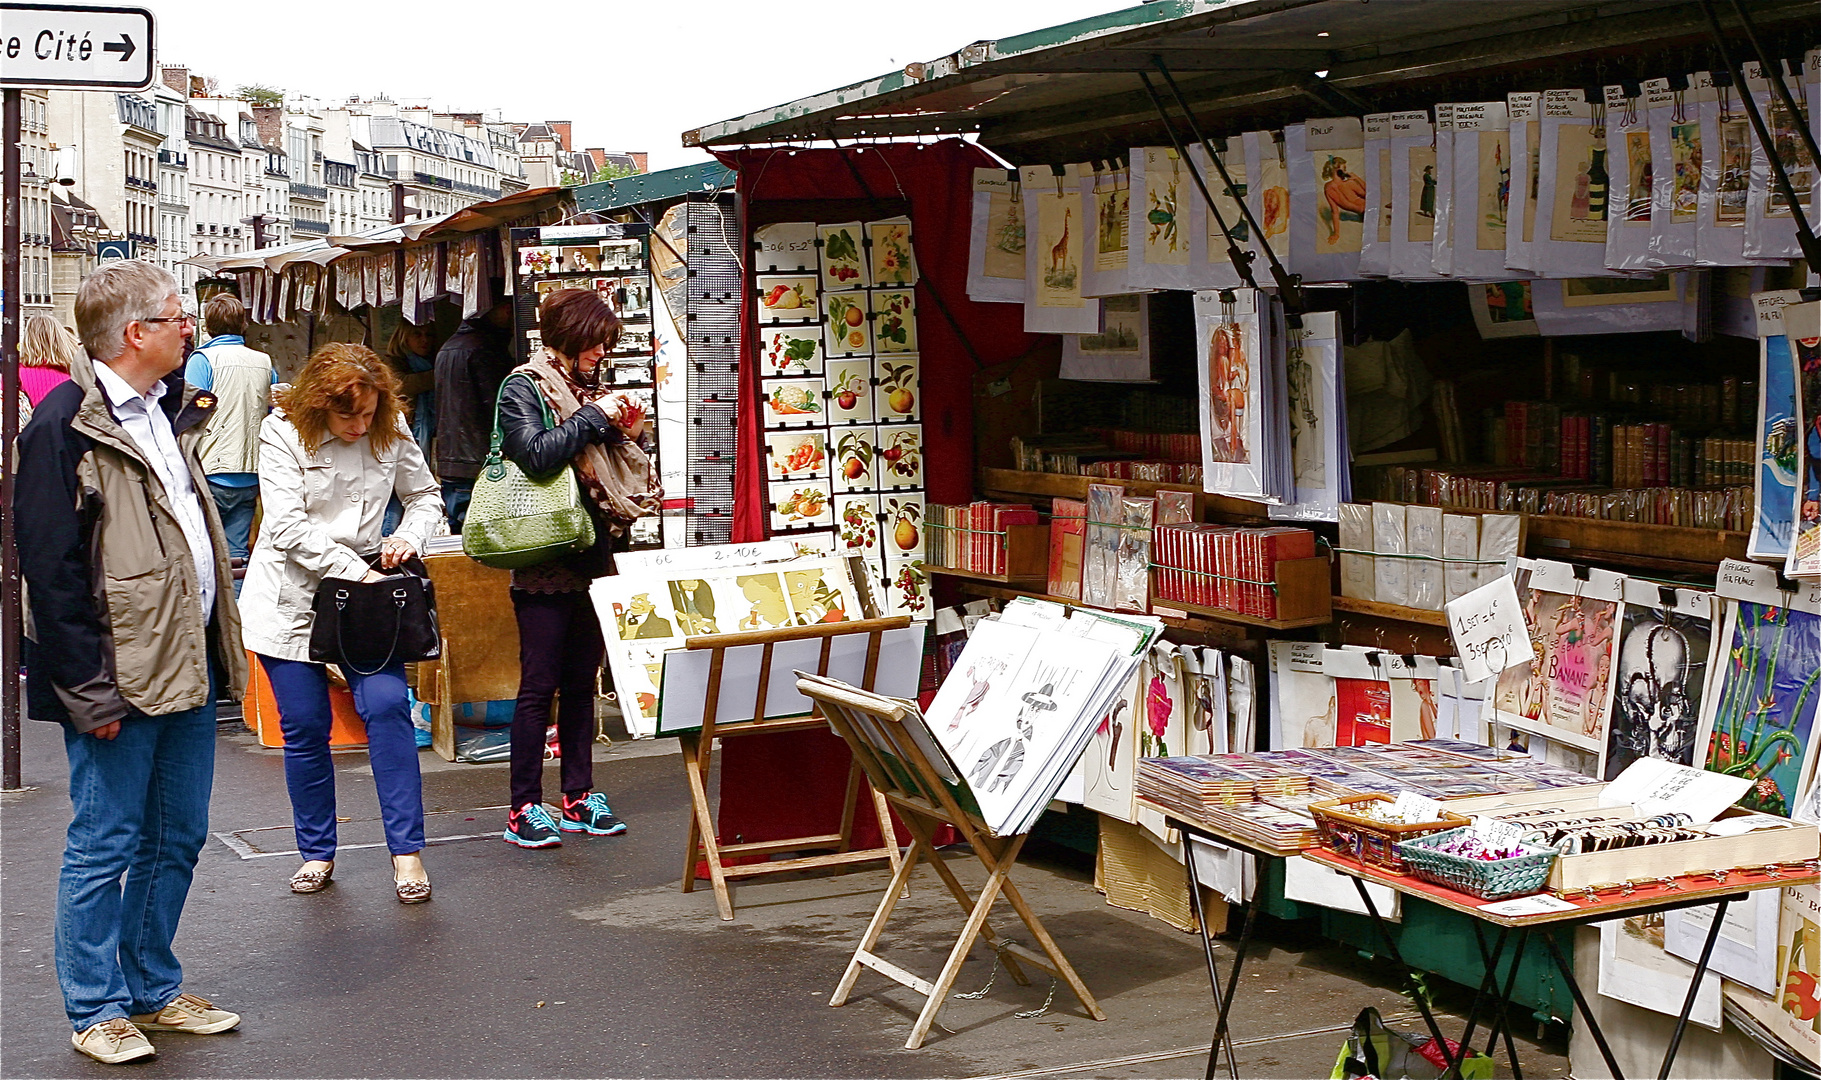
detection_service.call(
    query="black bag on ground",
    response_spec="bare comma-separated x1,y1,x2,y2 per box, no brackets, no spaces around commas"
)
308,554,441,674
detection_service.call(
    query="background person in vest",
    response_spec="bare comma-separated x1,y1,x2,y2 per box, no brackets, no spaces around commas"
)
183,295,274,576
14,260,247,1064
239,343,443,903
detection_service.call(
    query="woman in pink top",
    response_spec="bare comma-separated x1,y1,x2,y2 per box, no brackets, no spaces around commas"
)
20,313,81,406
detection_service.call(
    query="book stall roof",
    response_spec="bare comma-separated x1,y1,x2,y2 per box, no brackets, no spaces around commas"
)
681,0,1816,162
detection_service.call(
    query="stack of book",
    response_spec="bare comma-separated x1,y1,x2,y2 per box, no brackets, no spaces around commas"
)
1151,524,1316,620
926,502,1040,576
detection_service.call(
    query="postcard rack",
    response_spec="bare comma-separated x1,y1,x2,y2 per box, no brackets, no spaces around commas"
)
675,616,911,921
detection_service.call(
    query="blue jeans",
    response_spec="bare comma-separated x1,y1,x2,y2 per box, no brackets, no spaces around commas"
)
208,480,258,564
257,655,424,861
442,478,474,533
56,699,217,1031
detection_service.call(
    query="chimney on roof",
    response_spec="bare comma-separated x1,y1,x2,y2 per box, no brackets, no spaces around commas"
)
252,105,284,149
161,66,188,95
548,121,572,150
630,152,648,174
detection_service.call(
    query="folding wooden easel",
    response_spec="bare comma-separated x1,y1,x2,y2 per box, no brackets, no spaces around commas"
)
796,674,1106,1050
677,617,910,921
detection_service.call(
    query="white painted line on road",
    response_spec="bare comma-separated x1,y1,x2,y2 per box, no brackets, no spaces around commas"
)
211,831,499,860
961,1014,1421,1080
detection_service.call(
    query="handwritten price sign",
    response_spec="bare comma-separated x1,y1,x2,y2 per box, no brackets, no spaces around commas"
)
1445,575,1527,683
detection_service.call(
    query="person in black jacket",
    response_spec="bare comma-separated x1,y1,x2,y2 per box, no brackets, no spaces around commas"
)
432,301,514,531
497,288,645,848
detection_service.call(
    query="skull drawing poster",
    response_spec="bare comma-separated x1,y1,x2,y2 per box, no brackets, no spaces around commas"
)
1602,584,1716,781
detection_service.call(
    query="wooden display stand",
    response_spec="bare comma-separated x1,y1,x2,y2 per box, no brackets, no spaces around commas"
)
797,674,1105,1050
415,554,521,761
677,617,911,922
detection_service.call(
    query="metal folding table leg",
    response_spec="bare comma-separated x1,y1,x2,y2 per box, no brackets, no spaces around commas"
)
1541,926,1626,1080
1484,928,1529,1080
1205,854,1262,1080
1658,899,1729,1080
1347,876,1462,1075
1181,837,1241,1080
1450,922,1512,1077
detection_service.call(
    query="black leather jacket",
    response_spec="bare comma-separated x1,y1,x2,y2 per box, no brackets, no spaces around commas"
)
497,374,625,582
433,317,516,480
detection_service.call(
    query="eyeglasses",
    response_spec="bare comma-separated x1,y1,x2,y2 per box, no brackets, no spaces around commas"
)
143,314,196,326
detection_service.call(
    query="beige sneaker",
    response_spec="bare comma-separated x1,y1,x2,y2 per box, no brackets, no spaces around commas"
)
72,1018,155,1064
128,992,241,1034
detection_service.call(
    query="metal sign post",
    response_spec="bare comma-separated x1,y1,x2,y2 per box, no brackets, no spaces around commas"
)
1,4,156,789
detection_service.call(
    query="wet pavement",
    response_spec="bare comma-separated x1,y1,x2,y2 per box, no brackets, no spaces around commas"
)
1,713,1570,1078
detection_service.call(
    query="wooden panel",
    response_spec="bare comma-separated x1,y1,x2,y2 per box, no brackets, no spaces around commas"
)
1523,517,1748,574
420,554,521,705
978,467,1270,523
1332,596,1451,627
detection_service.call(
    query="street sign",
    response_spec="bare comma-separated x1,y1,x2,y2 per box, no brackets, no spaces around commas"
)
95,238,129,261
0,4,154,90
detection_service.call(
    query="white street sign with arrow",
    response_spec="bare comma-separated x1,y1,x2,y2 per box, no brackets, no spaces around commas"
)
0,4,154,90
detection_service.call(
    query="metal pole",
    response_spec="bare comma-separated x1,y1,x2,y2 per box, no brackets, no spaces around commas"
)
3,88,24,790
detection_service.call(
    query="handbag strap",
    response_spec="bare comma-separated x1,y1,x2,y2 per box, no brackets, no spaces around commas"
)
483,371,555,474
332,583,408,677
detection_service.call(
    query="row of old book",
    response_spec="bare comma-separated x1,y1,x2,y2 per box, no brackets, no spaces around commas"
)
1362,463,1753,531
926,502,1040,576
1491,401,1755,489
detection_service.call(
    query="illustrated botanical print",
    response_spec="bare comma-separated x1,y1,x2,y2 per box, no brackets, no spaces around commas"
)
835,495,880,557
760,325,824,376
761,379,824,428
1314,151,1366,253
1201,145,1248,263
1704,602,1821,816
886,557,928,617
883,495,924,557
1477,130,1513,249
866,218,917,285
818,222,868,290
876,426,922,487
874,357,919,422
1142,148,1188,265
873,290,916,353
765,430,827,480
756,274,819,323
824,292,872,356
832,428,877,493
827,361,875,424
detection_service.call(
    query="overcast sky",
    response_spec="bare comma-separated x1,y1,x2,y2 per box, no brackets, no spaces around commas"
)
146,0,1129,172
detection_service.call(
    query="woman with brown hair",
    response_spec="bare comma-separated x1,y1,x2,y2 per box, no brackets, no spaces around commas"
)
240,342,444,901
497,288,653,848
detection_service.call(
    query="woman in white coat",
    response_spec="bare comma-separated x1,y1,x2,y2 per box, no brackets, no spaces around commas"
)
240,342,444,903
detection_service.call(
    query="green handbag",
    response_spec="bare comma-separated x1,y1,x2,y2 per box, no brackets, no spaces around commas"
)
461,373,597,570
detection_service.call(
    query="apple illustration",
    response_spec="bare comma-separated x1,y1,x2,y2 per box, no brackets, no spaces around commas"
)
843,457,866,480
888,388,915,413
836,389,858,410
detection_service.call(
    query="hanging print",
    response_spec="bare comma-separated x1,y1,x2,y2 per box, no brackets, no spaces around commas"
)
1490,561,1625,753
1703,600,1821,816
1786,302,1821,575
1141,147,1189,267
1602,585,1714,781
967,168,1025,303
865,217,917,286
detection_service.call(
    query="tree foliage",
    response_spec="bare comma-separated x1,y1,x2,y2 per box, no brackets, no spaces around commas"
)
236,85,285,108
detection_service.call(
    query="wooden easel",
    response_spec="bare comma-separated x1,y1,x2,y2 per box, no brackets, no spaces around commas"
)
677,616,911,921
795,674,1105,1050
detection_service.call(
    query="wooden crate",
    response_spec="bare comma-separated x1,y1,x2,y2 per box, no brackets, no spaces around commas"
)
417,554,521,761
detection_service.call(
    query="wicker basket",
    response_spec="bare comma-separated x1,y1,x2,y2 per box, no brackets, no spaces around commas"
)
1309,793,1471,874
1394,827,1561,901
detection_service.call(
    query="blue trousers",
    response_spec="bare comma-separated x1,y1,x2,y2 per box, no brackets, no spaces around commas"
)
257,655,424,861
207,480,259,564
56,700,216,1031
442,478,474,533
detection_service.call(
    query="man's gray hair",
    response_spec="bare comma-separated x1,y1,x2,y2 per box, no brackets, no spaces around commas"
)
75,260,180,362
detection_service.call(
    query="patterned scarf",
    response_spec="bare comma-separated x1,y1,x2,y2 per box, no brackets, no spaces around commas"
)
515,350,661,535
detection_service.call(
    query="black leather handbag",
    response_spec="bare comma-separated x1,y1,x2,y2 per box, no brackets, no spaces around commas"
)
308,554,441,675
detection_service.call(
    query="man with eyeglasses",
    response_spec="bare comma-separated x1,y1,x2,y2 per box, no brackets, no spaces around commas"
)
13,260,248,1064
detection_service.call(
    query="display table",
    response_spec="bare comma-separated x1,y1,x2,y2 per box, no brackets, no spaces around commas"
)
1168,806,1818,1080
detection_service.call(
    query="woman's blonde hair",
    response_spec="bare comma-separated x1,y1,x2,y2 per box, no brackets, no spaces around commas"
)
384,320,437,364
21,312,84,372
276,342,403,456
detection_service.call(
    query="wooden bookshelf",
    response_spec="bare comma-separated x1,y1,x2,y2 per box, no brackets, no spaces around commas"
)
1331,596,1451,627
925,522,1048,585
949,579,1328,635
977,468,1272,523
1522,516,1748,576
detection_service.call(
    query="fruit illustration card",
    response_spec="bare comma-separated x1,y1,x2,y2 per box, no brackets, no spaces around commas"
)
755,275,819,324
768,480,833,531
760,378,826,429
874,425,923,489
817,222,869,290
824,292,872,356
872,289,917,353
883,556,931,619
760,325,824,377
873,355,919,424
882,494,926,559
834,495,882,558
831,427,879,493
866,217,918,286
765,430,828,481
754,222,818,273
825,359,876,425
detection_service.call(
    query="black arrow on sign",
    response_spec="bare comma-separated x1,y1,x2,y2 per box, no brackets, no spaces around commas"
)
102,35,135,63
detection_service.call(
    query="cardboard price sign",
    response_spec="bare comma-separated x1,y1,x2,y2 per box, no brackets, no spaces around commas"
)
1445,575,1527,683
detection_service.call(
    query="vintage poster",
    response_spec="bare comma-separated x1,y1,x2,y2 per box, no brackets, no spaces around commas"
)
1715,115,1752,224
1670,114,1702,223
1203,309,1252,465
1247,131,1290,252
1774,885,1819,1040
968,169,1025,303
1602,585,1713,781
1312,146,1366,254
1476,127,1512,250
1490,562,1624,753
1032,164,1085,308
1788,302,1821,575
1548,122,1611,243
1140,147,1190,267
1406,144,1437,243
1753,293,1802,559
1560,273,1679,307
1333,668,1393,747
1623,128,1653,223
1703,600,1821,817
1761,96,1814,217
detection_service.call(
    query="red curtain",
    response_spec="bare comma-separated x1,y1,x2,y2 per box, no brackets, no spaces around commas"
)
702,141,1035,859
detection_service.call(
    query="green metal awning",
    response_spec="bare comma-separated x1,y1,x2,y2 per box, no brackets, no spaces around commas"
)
682,0,1819,164
571,162,736,214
